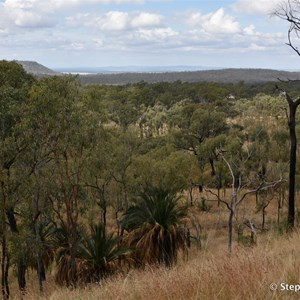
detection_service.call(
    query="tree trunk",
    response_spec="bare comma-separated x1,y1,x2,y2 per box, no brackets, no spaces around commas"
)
1,236,9,300
188,187,193,206
17,263,26,294
217,173,222,207
262,206,266,230
98,187,107,238
4,255,9,300
209,157,216,176
1,182,9,300
277,187,285,225
68,226,78,287
36,255,46,293
287,103,297,229
102,205,107,238
6,207,26,292
228,208,234,254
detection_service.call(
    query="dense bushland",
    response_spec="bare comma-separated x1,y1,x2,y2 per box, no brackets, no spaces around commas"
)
0,60,298,299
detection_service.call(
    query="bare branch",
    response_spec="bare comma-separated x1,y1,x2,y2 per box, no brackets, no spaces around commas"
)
205,189,232,211
236,179,286,207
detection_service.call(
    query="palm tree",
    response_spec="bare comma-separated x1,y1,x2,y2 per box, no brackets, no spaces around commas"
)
53,224,83,286
121,187,188,267
77,224,130,283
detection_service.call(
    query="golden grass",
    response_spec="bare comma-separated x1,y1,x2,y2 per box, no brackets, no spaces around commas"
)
8,190,298,300
19,229,300,300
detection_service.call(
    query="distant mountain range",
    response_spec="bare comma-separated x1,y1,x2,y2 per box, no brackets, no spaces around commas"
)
15,60,300,84
54,65,222,74
78,68,300,85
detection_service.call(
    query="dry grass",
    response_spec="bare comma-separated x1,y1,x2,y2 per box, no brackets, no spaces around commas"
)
18,229,300,300
9,190,299,300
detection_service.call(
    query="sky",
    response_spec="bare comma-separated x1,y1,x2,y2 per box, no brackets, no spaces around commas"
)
0,0,298,70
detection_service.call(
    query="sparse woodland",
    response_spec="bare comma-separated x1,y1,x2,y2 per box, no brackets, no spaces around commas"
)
1,60,300,299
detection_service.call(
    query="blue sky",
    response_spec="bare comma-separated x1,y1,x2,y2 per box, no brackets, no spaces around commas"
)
0,0,298,69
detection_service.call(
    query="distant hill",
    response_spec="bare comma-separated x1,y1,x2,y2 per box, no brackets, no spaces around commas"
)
79,68,300,85
16,61,59,76
55,65,221,74
12,60,300,84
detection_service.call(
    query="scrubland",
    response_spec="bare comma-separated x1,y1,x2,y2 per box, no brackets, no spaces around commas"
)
18,193,300,300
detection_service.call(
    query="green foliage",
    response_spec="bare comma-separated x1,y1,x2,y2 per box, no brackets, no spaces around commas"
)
53,224,83,286
0,60,34,89
121,187,188,267
78,224,130,283
0,62,294,293
128,146,201,193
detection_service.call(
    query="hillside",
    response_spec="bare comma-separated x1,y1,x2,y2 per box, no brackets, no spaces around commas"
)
14,60,300,84
2,59,300,300
79,68,300,85
35,231,300,300
16,60,59,76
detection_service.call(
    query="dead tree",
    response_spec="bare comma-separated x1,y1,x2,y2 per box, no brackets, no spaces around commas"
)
275,0,300,229
284,93,300,229
207,152,284,253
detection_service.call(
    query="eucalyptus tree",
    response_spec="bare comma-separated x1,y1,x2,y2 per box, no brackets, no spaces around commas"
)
199,134,228,204
83,127,115,235
0,61,35,296
169,104,228,184
127,142,201,198
28,75,92,287
108,127,141,211
20,75,85,291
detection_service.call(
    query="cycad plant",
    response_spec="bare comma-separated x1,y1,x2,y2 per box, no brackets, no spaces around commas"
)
121,187,188,267
78,224,130,283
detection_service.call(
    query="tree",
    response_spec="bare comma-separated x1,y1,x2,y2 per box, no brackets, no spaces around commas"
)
170,105,228,184
29,76,89,287
121,187,188,267
281,92,300,229
128,145,201,197
275,0,300,229
206,133,285,253
275,0,300,57
0,61,35,296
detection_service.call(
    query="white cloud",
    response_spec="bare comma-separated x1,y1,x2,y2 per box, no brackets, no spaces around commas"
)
0,0,289,66
4,0,144,11
136,27,178,40
66,11,163,31
100,11,129,31
2,0,56,29
188,8,241,34
66,42,85,51
93,38,104,48
243,25,257,36
131,12,162,28
0,0,144,30
13,5,281,54
249,43,267,51
232,0,281,15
